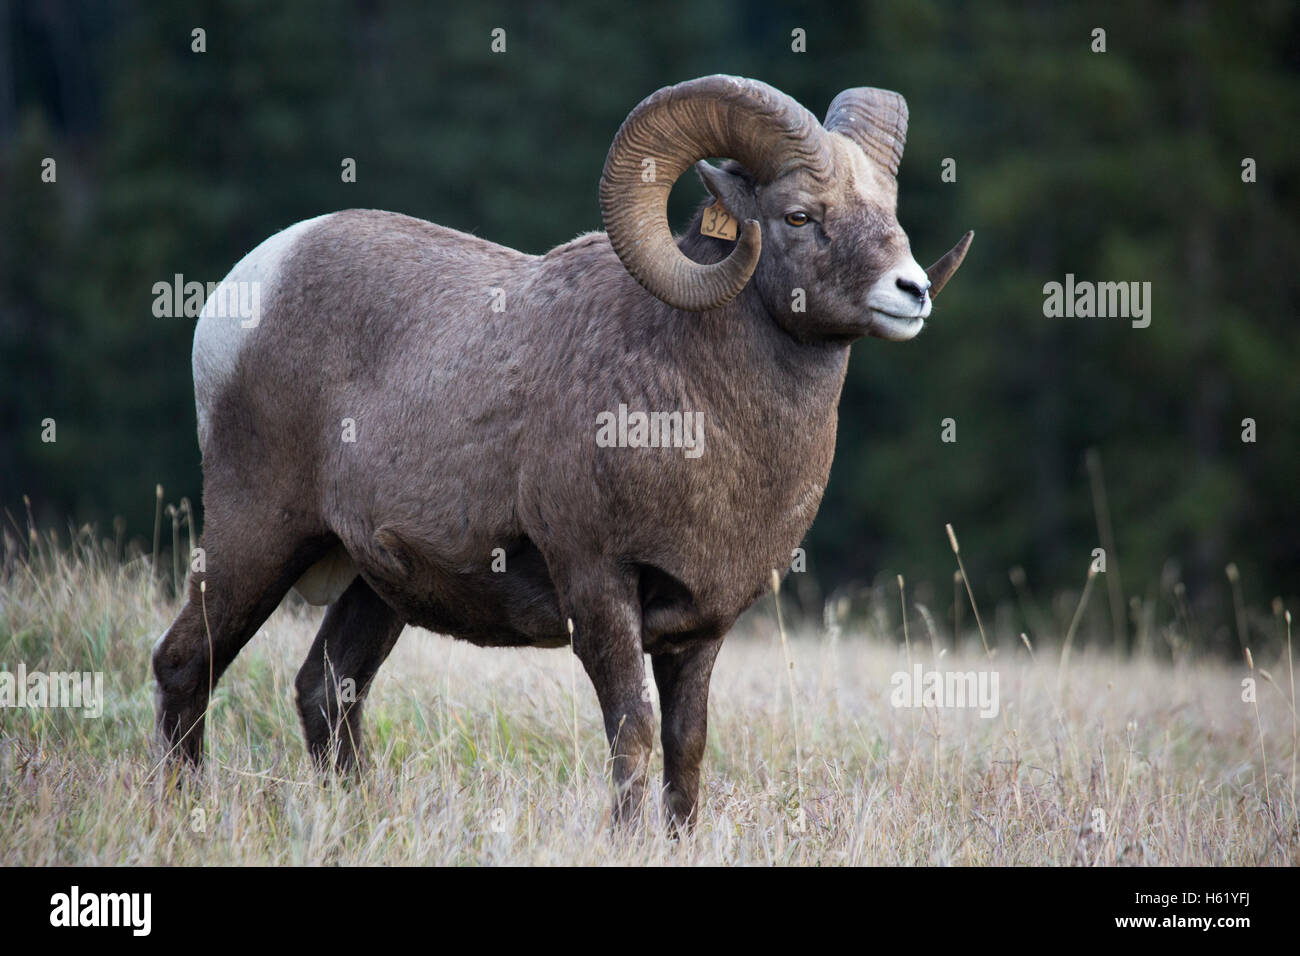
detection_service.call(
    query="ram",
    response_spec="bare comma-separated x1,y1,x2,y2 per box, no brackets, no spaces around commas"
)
153,75,972,830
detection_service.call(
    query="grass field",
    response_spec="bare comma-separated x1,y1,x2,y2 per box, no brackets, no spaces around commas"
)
1,530,1296,866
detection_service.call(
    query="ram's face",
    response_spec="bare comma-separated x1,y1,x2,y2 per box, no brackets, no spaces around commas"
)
756,135,931,342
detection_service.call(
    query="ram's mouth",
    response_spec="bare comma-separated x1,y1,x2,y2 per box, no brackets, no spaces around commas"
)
867,309,926,341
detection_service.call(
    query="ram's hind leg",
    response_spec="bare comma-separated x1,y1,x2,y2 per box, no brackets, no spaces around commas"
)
294,576,404,772
153,510,329,767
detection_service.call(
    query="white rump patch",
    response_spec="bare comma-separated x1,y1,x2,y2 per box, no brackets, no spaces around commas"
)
192,213,334,448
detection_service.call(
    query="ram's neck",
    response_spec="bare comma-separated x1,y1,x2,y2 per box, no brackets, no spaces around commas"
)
669,210,853,419
534,219,851,441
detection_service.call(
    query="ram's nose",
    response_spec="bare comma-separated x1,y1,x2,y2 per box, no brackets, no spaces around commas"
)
872,259,933,319
895,275,931,304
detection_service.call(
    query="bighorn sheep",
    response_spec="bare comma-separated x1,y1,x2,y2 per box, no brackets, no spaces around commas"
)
153,75,971,830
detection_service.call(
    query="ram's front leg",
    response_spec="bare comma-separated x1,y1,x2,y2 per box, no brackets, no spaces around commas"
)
652,636,722,834
567,575,655,825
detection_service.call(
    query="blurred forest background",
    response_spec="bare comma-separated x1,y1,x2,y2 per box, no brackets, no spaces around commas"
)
1,0,1297,654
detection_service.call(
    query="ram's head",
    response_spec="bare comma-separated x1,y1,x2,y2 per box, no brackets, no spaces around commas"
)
600,75,972,341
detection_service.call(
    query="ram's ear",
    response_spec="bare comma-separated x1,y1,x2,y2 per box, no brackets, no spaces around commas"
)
695,160,755,219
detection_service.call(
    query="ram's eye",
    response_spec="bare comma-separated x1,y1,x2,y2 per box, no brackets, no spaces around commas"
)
784,211,810,227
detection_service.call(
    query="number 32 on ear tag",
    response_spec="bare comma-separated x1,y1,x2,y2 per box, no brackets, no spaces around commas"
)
700,202,739,241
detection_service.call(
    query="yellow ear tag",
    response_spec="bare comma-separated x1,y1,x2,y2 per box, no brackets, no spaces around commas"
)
700,201,739,241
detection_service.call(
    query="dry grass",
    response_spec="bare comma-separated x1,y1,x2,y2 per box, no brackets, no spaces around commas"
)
1,530,1296,866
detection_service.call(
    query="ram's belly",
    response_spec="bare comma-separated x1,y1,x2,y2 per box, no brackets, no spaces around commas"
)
386,574,569,648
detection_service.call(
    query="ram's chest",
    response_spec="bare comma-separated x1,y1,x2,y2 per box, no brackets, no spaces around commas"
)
610,419,835,602
718,406,833,532
708,469,829,569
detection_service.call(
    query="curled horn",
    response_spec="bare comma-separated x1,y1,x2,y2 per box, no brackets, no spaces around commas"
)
600,75,831,312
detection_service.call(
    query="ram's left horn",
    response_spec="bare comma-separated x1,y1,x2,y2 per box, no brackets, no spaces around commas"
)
926,231,974,298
